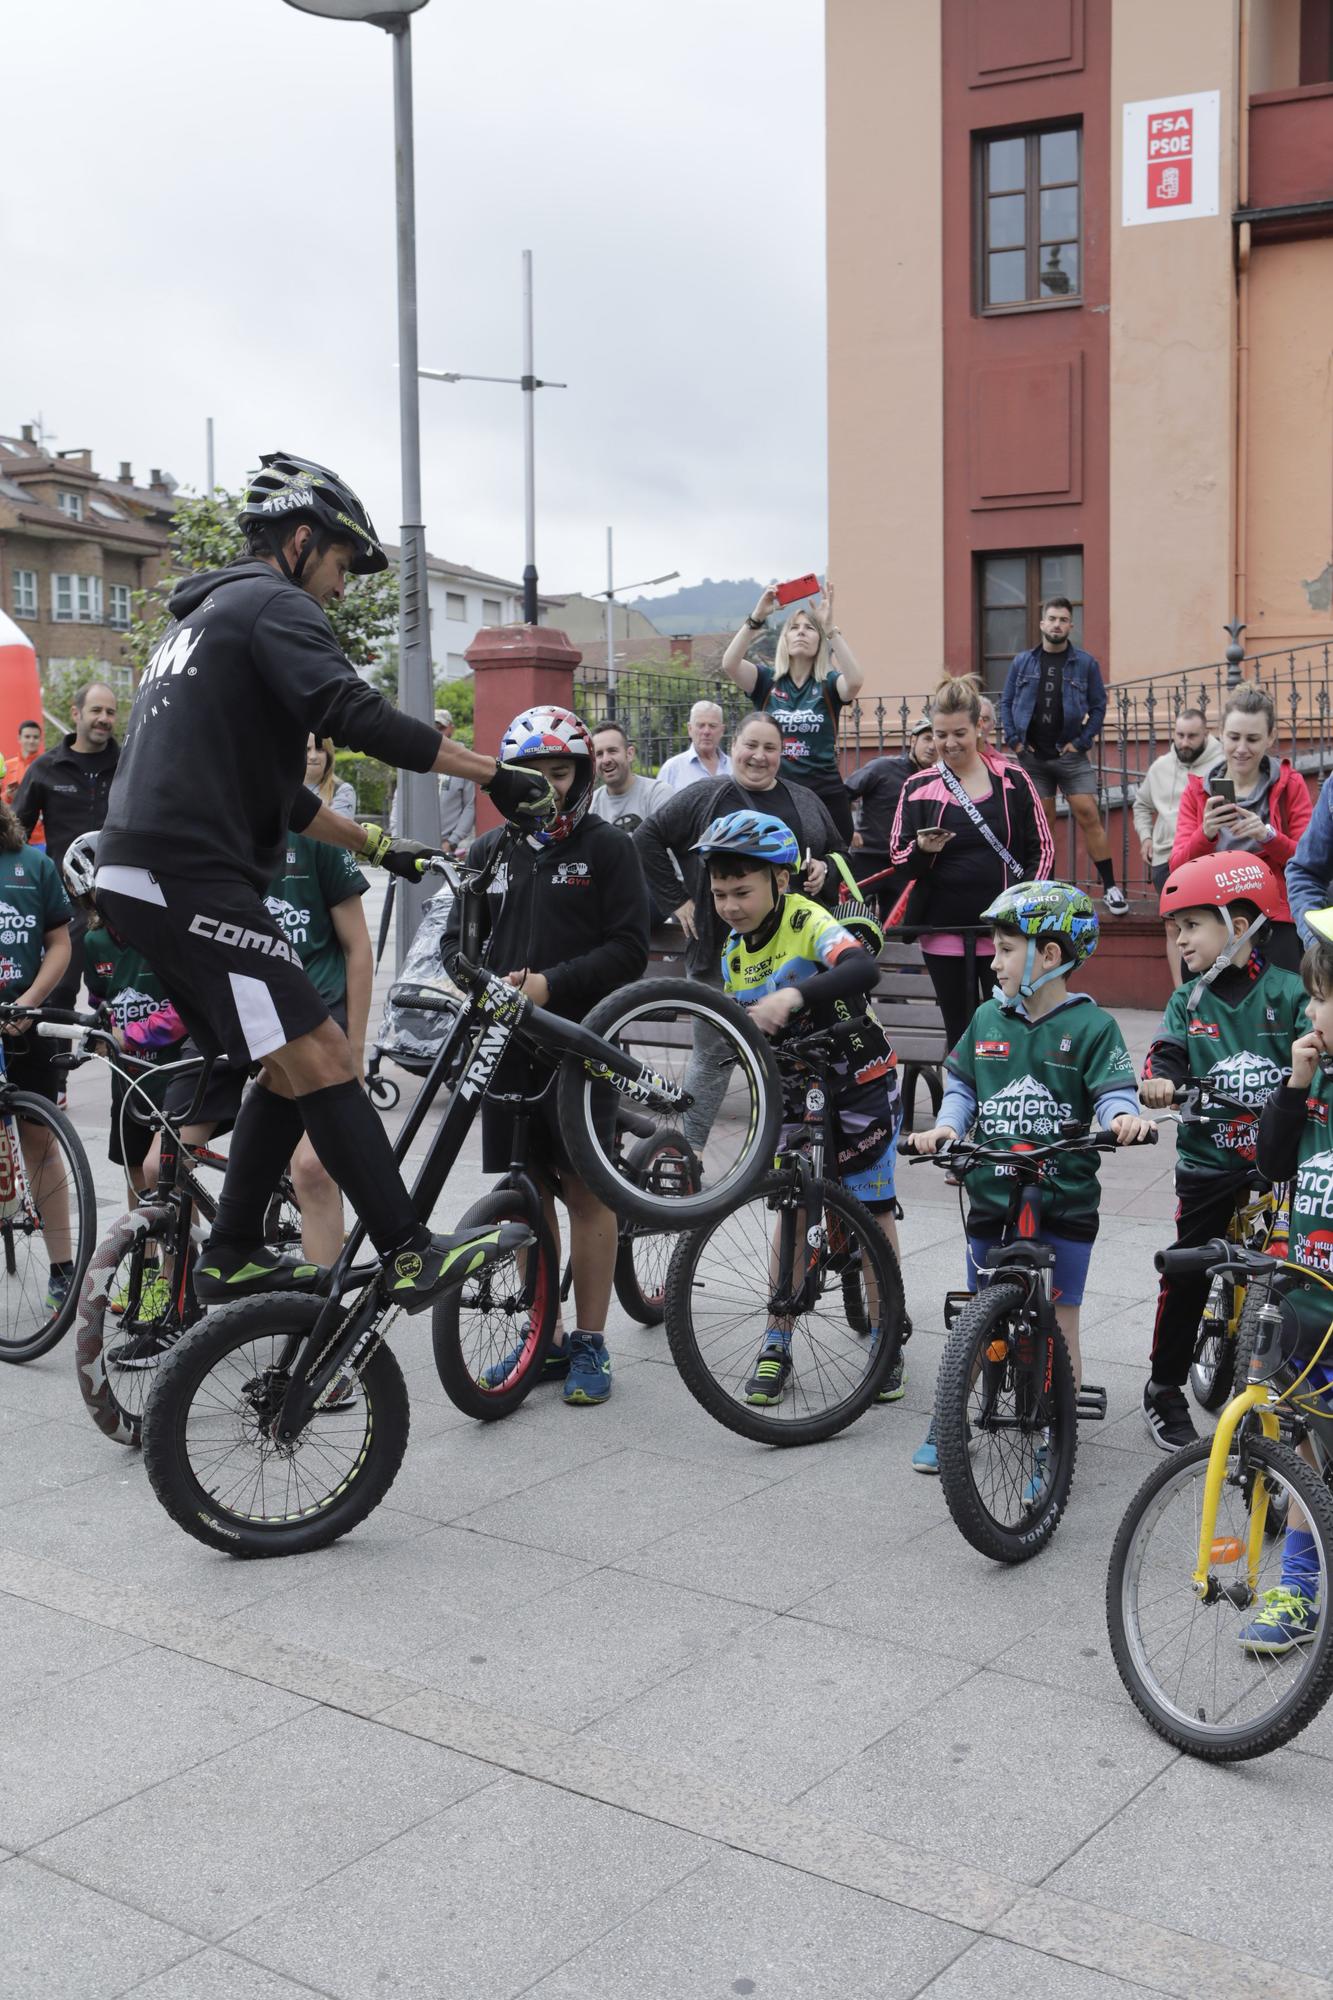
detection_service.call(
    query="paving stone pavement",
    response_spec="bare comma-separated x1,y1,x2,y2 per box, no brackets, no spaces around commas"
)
2,907,1328,2000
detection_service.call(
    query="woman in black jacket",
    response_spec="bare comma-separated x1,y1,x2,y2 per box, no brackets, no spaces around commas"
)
889,677,1053,1053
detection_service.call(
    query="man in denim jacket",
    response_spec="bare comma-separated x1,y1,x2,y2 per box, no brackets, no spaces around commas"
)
999,597,1126,914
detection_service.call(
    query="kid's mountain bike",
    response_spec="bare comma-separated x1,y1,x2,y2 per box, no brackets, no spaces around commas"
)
0,1003,99,1363
141,833,781,1556
1108,1239,1333,1760
904,1120,1156,1563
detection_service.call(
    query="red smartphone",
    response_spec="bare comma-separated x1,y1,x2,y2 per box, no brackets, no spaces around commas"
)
775,573,821,606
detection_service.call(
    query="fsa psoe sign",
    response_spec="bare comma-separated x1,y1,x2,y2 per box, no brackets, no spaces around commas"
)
1122,91,1220,226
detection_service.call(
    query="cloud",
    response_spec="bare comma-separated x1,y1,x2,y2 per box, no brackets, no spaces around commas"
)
4,0,826,598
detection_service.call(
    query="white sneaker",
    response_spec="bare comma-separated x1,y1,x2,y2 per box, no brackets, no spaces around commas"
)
1104,885,1129,915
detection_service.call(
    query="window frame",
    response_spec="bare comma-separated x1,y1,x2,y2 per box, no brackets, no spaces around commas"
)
445,590,467,621
50,572,103,624
108,582,133,630
975,549,1084,692
12,569,37,620
976,122,1083,315
481,597,503,623
56,489,85,521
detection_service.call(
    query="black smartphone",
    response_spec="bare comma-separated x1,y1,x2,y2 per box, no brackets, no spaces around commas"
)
1208,777,1236,805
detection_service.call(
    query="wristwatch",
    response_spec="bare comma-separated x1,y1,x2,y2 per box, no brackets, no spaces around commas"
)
744,614,766,631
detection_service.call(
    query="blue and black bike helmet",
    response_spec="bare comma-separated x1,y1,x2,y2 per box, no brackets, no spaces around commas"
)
692,811,801,868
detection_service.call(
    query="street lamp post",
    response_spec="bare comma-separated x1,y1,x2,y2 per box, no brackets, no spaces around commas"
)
419,250,565,627
282,0,434,962
591,531,679,712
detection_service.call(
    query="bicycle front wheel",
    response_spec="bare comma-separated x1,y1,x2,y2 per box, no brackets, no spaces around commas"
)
1108,1434,1333,1760
0,1091,97,1363
556,978,780,1229
1189,1275,1237,1411
75,1206,193,1447
431,1190,559,1420
934,1283,1078,1564
142,1295,409,1557
663,1173,905,1446
613,1128,698,1327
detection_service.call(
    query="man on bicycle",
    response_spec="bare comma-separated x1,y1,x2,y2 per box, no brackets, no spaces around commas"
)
95,451,554,1311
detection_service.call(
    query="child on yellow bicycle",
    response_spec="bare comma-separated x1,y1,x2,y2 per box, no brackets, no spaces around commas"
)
1139,856,1304,1452
1246,911,1333,1653
904,882,1152,1475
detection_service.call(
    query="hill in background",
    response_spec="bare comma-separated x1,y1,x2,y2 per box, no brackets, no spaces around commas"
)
629,577,766,636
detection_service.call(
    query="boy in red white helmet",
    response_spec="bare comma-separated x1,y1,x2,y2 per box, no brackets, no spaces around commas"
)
441,706,650,1405
1138,853,1305,1449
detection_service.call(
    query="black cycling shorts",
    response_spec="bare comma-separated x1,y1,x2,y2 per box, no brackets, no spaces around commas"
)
95,868,331,1069
0,1028,60,1105
480,1058,616,1184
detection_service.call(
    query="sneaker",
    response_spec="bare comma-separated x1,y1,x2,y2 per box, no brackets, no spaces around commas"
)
195,1242,325,1305
481,1337,571,1391
379,1224,533,1317
1104,885,1129,916
745,1340,793,1406
563,1331,612,1406
912,1421,938,1474
44,1268,73,1316
109,1272,169,1319
1022,1440,1050,1508
1237,1587,1320,1655
107,1326,177,1370
876,1354,907,1404
1142,1381,1200,1453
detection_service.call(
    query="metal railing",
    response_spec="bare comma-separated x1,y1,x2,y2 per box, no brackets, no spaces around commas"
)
573,662,748,775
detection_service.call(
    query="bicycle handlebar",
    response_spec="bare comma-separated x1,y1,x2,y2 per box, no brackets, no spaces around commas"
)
898,1124,1158,1165
1167,1081,1253,1119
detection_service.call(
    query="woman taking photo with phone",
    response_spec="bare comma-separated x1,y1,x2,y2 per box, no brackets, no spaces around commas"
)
1169,684,1310,970
889,677,1053,1052
721,581,862,843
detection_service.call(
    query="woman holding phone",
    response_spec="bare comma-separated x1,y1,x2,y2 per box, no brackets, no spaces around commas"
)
1169,684,1310,970
889,677,1053,1053
721,581,863,842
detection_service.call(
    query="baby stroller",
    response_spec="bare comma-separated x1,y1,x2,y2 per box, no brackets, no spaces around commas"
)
365,885,462,1111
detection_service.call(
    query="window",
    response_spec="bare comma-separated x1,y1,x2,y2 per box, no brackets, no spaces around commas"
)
108,583,133,630
482,597,503,623
12,570,37,620
977,550,1083,690
56,489,84,521
978,125,1081,310
50,573,103,623
445,591,467,620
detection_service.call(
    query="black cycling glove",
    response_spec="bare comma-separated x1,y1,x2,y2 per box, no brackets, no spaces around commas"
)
355,826,436,880
484,761,557,824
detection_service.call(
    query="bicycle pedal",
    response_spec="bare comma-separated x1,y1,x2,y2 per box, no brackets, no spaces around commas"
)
943,1290,972,1331
1076,1384,1108,1422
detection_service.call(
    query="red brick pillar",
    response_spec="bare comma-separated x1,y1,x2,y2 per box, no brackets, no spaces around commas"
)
466,624,583,831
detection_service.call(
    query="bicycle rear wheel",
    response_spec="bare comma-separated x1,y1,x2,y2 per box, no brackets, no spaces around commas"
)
75,1206,195,1447
613,1129,698,1327
934,1282,1078,1563
556,978,780,1229
1108,1434,1333,1759
663,1173,905,1446
0,1091,97,1363
431,1190,559,1419
142,1295,409,1556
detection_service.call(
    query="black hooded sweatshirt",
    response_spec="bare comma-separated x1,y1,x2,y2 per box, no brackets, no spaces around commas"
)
98,562,441,892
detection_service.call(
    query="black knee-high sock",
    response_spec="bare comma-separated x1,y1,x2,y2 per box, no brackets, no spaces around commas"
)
295,1079,419,1255
1095,856,1116,889
209,1085,306,1247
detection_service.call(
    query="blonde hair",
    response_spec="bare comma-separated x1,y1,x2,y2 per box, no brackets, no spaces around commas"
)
930,675,983,726
773,608,833,687
308,736,337,804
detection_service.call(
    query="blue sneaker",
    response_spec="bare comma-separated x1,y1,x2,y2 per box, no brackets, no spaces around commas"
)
912,1421,938,1474
44,1268,73,1316
1021,1441,1050,1509
1237,1587,1320,1656
481,1334,571,1391
563,1331,612,1406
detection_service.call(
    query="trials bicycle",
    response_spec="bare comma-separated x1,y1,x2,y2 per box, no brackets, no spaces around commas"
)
663,1019,907,1446
904,1119,1157,1564
141,829,782,1556
1108,1239,1333,1760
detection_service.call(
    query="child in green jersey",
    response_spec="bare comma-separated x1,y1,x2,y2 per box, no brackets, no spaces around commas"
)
904,881,1154,1475
1139,854,1304,1452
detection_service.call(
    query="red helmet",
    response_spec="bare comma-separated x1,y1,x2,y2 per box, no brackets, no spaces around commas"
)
1158,853,1286,923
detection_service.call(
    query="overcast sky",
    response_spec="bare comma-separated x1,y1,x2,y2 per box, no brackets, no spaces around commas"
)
4,0,826,605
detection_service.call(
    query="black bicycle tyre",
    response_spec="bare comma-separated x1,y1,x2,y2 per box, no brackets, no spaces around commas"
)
555,977,781,1229
74,1205,188,1448
663,1173,905,1447
934,1282,1078,1564
431,1191,559,1420
0,1090,97,1363
613,1129,697,1327
1189,1279,1237,1412
142,1295,410,1557
1107,1435,1333,1760
1231,1289,1290,1538
263,1175,304,1254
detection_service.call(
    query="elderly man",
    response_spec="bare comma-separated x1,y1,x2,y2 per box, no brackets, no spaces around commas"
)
435,707,475,856
657,700,731,791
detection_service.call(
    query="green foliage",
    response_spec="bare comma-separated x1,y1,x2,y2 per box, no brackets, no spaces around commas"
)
431,676,473,747
125,487,397,676
332,750,393,818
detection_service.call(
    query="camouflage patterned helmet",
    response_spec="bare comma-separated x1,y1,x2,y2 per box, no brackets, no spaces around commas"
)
981,880,1099,966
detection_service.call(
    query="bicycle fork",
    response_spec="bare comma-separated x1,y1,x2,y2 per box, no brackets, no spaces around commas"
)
272,1280,393,1443
1191,1382,1281,1603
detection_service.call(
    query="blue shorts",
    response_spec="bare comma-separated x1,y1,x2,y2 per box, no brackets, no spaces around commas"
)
966,1231,1093,1307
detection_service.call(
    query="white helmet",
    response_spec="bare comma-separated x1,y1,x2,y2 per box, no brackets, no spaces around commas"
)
61,829,101,904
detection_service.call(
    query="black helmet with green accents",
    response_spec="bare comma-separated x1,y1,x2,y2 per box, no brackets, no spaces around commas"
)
238,452,388,577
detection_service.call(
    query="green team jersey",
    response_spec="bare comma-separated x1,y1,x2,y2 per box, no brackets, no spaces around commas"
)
0,846,70,998
82,926,182,1064
1150,962,1306,1180
948,992,1136,1234
265,832,367,1005
1279,1065,1333,1343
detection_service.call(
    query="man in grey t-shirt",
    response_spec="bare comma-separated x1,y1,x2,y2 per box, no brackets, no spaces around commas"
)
588,721,672,833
